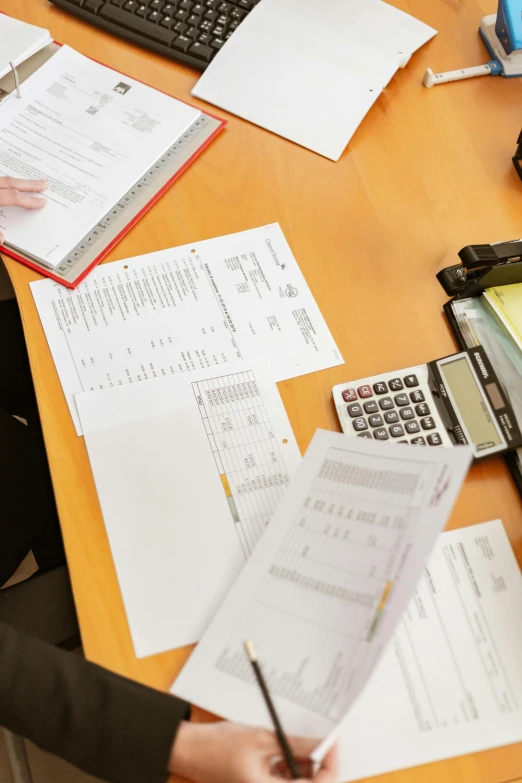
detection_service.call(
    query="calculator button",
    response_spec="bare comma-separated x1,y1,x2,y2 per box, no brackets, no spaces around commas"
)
373,428,389,440
398,440,408,444
405,420,420,434
353,418,368,431
421,416,436,430
389,424,405,438
427,433,443,445
384,410,399,424
342,388,358,402
357,432,372,439
410,390,425,403
363,400,379,414
357,385,373,398
400,407,415,420
415,403,430,417
394,393,409,406
372,381,388,395
379,397,394,411
347,403,363,417
389,378,404,391
404,374,419,387
410,436,426,445
368,414,384,428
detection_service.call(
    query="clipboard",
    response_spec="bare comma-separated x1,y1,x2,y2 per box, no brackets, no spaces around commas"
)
443,295,522,500
0,39,225,288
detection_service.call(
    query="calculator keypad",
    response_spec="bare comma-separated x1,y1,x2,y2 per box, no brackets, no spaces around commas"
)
333,366,449,448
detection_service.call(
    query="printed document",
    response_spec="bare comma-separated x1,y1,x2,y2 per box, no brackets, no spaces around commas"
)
0,45,200,267
31,223,343,434
334,519,522,780
172,430,471,750
192,0,436,160
76,358,301,657
0,15,52,79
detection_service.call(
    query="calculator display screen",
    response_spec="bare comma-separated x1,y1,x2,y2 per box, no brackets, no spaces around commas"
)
440,357,503,449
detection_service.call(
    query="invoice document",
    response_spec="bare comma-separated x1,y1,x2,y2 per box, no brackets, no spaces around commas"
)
0,45,200,267
0,15,52,80
76,358,301,657
31,223,343,434
192,0,436,161
172,430,471,751
334,519,522,780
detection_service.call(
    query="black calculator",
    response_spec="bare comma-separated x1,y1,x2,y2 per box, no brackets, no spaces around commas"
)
332,347,522,460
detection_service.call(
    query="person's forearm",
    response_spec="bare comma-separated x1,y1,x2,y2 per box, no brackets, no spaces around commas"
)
0,622,189,783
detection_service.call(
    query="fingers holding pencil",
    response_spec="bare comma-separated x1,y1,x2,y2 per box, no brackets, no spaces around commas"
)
270,740,339,782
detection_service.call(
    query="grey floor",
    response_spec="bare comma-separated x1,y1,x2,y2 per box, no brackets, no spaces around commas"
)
0,257,103,783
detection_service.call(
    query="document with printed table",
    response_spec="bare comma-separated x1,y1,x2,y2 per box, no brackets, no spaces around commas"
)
76,358,301,657
172,430,472,755
31,223,343,435
0,39,224,287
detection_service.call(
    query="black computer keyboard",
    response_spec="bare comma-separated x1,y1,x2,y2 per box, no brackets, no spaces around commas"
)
50,0,261,70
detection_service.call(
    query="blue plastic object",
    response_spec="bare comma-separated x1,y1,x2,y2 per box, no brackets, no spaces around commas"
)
495,0,522,55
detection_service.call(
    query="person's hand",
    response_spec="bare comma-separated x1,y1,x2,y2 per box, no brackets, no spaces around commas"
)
169,721,339,783
0,176,48,244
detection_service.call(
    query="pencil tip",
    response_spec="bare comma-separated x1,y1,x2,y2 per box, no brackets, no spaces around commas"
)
244,639,257,662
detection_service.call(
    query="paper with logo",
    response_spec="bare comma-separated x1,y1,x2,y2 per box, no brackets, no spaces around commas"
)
31,223,343,433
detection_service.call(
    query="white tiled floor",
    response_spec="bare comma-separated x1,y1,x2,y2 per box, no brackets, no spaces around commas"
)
0,729,103,783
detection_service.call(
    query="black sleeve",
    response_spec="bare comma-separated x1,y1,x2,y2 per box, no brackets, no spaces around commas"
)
0,622,190,783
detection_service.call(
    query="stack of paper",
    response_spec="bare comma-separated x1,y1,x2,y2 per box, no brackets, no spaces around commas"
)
192,0,437,160
0,15,52,80
484,283,522,352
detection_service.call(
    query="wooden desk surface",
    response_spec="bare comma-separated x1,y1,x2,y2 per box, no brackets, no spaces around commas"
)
2,0,522,780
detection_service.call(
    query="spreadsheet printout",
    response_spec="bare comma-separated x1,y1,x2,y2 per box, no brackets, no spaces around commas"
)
30,223,343,434
76,358,301,657
172,430,471,747
336,519,522,780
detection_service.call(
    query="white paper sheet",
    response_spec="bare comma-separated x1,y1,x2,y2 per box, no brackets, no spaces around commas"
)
31,223,343,434
0,15,52,80
336,519,522,781
0,45,200,266
172,430,471,749
76,358,301,657
192,0,436,161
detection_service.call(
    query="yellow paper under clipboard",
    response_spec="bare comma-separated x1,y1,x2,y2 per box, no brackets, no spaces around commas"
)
484,283,522,352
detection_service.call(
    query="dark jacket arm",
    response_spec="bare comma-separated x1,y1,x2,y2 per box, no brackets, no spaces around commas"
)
0,622,190,783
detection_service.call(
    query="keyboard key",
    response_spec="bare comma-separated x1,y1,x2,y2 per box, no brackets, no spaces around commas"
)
172,33,191,49
123,0,139,10
357,432,372,439
185,26,200,38
212,24,225,35
389,377,404,391
415,403,430,417
211,35,225,47
373,381,388,395
175,8,189,18
368,414,384,428
101,3,177,41
384,410,399,424
160,14,174,25
150,0,164,9
230,7,246,19
399,407,414,420
394,393,409,406
411,436,426,445
180,0,193,7
163,3,175,12
357,385,373,398
341,388,357,403
84,0,104,10
111,0,127,6
404,374,419,387
352,418,368,432
136,4,148,15
410,390,425,403
363,400,378,414
421,416,436,430
148,9,162,21
188,13,200,24
389,424,404,438
199,32,212,43
373,428,389,440
173,20,188,32
427,433,443,445
405,420,420,434
379,397,393,411
218,1,233,10
189,41,214,59
192,1,204,10
347,403,363,418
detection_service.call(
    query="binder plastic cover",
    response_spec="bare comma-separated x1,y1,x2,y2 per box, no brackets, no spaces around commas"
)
0,41,225,288
443,299,522,500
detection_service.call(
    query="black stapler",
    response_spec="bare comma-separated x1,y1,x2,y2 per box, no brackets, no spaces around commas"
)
437,239,522,298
